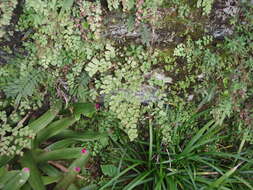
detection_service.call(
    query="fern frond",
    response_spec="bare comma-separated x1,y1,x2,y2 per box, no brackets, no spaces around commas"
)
3,70,44,105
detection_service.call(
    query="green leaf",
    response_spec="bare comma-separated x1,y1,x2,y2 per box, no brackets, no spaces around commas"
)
0,170,19,188
207,163,242,189
234,176,253,190
99,136,109,147
39,164,62,177
181,120,215,155
42,176,61,185
148,122,153,169
123,170,153,190
99,163,140,190
3,168,30,190
0,155,13,168
126,0,135,11
45,139,76,150
166,176,178,190
20,183,32,190
54,151,90,190
82,21,89,30
46,132,108,150
68,184,79,190
20,151,46,190
3,70,44,105
29,101,62,134
0,167,6,178
73,102,96,118
35,148,84,163
61,0,74,12
34,116,77,146
101,165,118,177
80,184,98,190
54,129,107,141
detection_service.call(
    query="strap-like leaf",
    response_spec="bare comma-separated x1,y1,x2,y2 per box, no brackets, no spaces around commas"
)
34,116,77,146
29,101,62,134
54,150,90,190
207,163,242,189
72,102,96,119
181,120,215,155
20,151,45,190
0,170,19,188
35,148,84,163
4,168,30,190
99,163,140,190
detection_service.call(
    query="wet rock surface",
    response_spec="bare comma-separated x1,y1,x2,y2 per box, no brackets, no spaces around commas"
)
101,1,241,44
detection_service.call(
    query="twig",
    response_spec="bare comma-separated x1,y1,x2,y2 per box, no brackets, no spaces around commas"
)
17,112,30,127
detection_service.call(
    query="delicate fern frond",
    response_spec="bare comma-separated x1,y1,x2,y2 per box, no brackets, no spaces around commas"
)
3,70,44,105
71,72,90,102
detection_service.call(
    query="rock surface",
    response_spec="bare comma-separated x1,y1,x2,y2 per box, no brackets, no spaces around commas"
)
207,0,240,39
101,1,241,44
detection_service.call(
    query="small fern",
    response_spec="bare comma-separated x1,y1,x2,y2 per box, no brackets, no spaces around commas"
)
140,24,152,46
3,70,44,105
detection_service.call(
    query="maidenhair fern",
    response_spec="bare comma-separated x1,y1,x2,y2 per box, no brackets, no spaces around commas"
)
197,0,214,15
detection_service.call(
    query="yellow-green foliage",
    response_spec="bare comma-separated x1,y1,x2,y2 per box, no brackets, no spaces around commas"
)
0,111,35,156
197,0,214,15
87,44,160,140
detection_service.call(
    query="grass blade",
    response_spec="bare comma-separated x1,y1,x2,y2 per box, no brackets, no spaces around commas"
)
99,163,140,190
123,170,153,190
207,162,242,189
234,176,253,190
148,121,153,169
182,120,214,155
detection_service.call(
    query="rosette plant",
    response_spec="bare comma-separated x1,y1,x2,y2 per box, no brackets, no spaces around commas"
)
0,101,106,190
